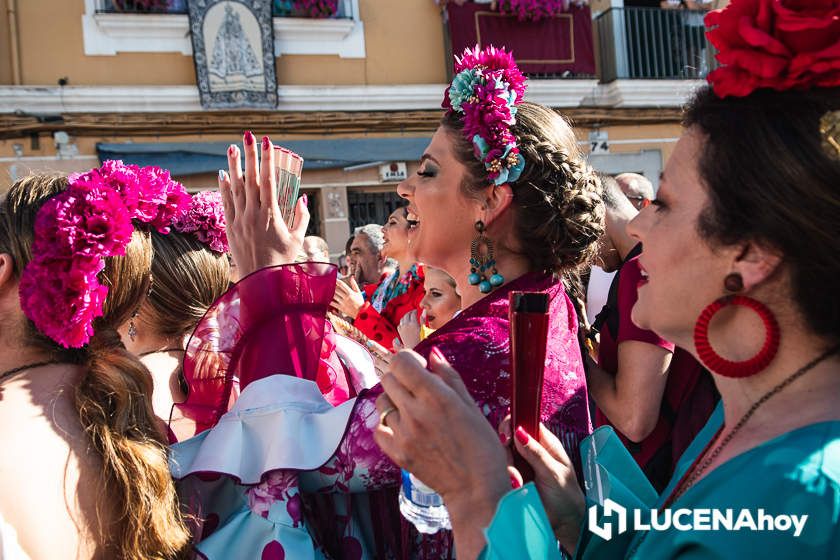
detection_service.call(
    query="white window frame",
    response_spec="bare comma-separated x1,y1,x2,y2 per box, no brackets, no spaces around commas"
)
81,0,365,58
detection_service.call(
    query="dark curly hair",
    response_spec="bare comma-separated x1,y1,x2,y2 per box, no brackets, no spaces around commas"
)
441,101,605,275
685,86,840,342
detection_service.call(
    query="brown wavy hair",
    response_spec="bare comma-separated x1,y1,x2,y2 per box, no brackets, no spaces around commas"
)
442,101,605,275
0,174,191,559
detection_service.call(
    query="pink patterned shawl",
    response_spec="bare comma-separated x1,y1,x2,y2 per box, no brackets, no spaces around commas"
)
303,271,591,559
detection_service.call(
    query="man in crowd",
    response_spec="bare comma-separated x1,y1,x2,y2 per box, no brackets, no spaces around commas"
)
349,224,390,288
331,224,394,319
303,235,331,263
616,172,655,210
586,172,650,324
587,174,717,491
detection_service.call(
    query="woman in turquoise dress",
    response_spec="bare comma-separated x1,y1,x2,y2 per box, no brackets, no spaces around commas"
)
372,0,840,558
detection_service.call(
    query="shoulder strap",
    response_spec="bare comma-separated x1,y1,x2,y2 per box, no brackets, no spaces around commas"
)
589,243,643,340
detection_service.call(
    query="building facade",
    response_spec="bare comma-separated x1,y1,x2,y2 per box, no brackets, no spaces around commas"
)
0,0,717,258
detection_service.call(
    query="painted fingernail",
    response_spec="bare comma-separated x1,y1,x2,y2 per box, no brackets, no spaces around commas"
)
498,432,509,446
228,145,235,156
302,194,308,205
261,135,270,150
515,426,530,446
244,131,255,145
218,170,226,181
510,475,522,489
430,346,445,362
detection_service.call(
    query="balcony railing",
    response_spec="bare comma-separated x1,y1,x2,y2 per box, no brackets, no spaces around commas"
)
595,7,718,80
96,0,354,18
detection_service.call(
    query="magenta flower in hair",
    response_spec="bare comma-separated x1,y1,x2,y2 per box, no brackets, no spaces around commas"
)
69,160,190,233
20,160,192,348
20,184,134,348
172,190,229,254
444,45,527,185
20,262,109,349
30,185,134,260
69,160,141,216
135,166,191,234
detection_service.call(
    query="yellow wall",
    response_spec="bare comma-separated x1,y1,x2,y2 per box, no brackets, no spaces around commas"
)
7,0,446,86
0,2,14,84
360,0,446,84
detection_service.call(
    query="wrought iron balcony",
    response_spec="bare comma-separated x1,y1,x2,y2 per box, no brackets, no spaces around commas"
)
595,7,718,80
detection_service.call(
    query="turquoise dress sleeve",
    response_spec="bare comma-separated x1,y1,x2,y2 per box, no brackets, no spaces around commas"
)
479,402,840,560
481,483,563,560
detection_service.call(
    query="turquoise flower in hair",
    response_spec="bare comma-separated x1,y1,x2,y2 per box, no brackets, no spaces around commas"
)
449,69,479,113
506,147,526,184
472,134,490,159
506,89,519,115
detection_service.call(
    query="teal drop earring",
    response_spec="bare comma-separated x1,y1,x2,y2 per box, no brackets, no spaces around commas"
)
468,220,504,294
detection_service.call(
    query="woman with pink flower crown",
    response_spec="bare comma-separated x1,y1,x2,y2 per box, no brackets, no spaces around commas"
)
168,45,603,559
0,165,192,558
119,190,233,442
372,0,840,558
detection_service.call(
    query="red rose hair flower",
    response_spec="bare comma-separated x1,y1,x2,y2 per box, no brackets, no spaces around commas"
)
705,0,840,98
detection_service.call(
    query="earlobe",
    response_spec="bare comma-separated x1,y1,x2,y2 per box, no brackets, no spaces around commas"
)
733,242,783,291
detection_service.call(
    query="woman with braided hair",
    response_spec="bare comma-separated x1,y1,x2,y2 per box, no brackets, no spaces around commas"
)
173,45,603,559
0,170,191,559
374,0,840,558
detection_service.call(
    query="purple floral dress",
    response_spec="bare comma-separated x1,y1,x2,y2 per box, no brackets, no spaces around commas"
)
173,267,590,560
300,271,592,559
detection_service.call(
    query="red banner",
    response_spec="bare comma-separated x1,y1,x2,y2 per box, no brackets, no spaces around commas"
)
446,3,596,76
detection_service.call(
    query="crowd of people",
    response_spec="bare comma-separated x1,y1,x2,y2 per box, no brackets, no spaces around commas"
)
0,0,838,558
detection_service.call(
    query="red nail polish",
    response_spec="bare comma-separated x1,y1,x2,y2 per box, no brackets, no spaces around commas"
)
498,432,508,446
261,136,270,150
302,194,308,205
515,426,530,446
430,347,445,362
510,475,522,489
228,145,235,156
244,131,254,145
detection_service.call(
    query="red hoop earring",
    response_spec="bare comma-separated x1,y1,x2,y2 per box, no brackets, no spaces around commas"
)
693,295,780,378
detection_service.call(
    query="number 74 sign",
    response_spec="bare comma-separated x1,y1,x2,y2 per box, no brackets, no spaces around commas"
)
589,130,610,154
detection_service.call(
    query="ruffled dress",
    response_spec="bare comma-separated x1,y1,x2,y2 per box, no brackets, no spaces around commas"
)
169,264,591,559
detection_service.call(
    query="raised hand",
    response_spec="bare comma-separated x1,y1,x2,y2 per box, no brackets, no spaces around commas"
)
396,309,422,349
218,132,309,277
332,276,365,319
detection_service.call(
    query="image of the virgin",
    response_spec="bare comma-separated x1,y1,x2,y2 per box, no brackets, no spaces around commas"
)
203,2,266,93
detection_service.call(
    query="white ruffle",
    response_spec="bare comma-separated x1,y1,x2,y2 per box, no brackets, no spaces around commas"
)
170,374,357,484
332,333,379,391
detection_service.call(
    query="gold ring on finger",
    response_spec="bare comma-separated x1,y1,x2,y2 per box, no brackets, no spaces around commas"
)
380,406,398,428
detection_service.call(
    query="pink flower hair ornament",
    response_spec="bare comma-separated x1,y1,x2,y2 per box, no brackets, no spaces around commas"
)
19,160,191,348
172,190,229,254
443,45,528,186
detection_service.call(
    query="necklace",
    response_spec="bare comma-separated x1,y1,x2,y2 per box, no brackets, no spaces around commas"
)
138,347,184,357
626,343,840,558
0,360,64,385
